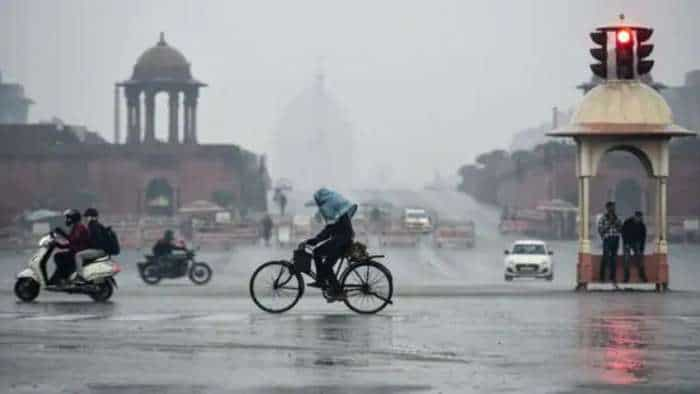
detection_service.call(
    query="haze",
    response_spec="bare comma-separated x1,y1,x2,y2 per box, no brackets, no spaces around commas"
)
2,0,699,188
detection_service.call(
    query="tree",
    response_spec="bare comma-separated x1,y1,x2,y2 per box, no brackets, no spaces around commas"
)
212,189,236,209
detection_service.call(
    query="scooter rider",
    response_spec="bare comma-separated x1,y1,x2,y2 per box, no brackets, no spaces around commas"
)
49,209,89,286
302,188,357,301
70,208,107,283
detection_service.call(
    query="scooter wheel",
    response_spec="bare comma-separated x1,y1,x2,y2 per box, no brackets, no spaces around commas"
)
140,263,162,285
14,278,40,302
189,262,212,285
89,281,113,302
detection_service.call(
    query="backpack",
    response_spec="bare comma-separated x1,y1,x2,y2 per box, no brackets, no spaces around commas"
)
98,223,120,255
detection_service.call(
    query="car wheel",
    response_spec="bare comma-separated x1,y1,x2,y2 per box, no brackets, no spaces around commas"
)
546,274,553,281
504,275,513,282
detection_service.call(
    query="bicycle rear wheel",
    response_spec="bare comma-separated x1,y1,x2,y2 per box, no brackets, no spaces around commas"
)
340,261,393,314
250,261,304,313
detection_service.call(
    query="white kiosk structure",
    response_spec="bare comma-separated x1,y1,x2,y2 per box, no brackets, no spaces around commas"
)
550,80,694,291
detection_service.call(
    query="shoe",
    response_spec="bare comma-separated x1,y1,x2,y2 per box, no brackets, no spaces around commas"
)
325,288,347,303
308,281,324,288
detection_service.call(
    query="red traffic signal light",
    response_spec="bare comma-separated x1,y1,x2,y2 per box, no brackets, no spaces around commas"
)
616,29,631,44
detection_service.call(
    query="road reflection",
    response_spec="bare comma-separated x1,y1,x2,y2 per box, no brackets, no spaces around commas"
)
289,313,393,369
577,297,662,385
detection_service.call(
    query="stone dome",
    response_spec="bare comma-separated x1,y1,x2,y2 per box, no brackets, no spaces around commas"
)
550,81,694,136
131,33,192,82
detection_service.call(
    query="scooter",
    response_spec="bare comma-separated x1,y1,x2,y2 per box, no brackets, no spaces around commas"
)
14,231,120,302
137,250,212,285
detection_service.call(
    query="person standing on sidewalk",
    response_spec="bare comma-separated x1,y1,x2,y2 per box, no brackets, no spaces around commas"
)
622,211,648,282
598,201,622,289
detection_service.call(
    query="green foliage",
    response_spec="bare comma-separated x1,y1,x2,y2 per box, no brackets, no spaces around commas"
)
212,189,236,209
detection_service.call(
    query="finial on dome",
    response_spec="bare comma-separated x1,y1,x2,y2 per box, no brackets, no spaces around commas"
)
158,32,166,46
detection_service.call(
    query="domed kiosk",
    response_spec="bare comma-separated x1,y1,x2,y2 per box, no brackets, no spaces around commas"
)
549,80,695,291
117,33,206,144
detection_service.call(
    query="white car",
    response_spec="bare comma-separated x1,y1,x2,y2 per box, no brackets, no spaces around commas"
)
402,208,433,233
504,240,554,281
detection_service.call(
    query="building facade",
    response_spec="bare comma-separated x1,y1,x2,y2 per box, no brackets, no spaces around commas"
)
0,70,33,124
0,35,268,225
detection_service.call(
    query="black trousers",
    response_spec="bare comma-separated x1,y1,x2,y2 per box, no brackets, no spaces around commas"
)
600,237,619,282
313,238,351,289
49,251,76,284
623,241,648,282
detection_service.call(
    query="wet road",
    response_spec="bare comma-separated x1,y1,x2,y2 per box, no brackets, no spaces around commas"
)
2,190,700,393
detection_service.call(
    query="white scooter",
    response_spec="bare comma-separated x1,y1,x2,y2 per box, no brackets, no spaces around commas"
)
14,231,120,302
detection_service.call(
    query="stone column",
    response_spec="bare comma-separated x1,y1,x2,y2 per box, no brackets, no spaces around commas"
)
144,90,156,143
168,91,179,143
125,88,141,144
183,99,191,144
183,89,199,144
579,176,592,253
657,176,668,253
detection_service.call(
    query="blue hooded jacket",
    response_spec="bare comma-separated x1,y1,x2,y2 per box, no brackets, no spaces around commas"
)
313,188,357,224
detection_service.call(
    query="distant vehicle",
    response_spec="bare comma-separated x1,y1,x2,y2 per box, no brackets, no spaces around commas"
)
503,240,554,281
137,249,212,285
379,225,420,247
434,221,475,248
402,208,433,233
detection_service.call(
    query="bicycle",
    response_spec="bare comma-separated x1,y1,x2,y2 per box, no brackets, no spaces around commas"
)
249,242,393,314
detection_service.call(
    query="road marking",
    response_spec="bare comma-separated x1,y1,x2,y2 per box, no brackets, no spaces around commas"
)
191,313,249,322
24,314,101,321
109,313,183,321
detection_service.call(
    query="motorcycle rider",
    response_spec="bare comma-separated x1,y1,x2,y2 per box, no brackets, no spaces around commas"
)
152,229,187,269
70,208,107,283
49,209,89,286
302,188,357,301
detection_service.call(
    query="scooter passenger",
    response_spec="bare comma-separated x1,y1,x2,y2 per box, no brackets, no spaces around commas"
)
71,208,107,283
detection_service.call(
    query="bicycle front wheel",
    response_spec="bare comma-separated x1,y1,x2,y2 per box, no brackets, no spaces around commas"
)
340,261,393,314
250,261,304,313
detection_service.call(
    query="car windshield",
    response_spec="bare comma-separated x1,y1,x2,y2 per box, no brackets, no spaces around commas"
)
406,213,426,219
512,244,546,255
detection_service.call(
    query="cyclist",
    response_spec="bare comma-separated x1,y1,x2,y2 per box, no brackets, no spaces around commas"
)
302,188,357,301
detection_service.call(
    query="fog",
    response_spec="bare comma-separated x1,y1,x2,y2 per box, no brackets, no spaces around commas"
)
1,0,699,188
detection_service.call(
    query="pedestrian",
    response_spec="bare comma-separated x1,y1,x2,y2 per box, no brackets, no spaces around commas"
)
261,214,273,246
597,201,622,289
621,211,648,282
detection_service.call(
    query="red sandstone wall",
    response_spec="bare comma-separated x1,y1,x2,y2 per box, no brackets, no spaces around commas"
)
0,155,241,225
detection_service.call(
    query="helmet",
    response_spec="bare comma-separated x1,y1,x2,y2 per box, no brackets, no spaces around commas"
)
164,229,174,240
64,209,81,227
84,207,99,218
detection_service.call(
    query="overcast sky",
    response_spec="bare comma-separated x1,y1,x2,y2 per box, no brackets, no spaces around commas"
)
1,0,699,188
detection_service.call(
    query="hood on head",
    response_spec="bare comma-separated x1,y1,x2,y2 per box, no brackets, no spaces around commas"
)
313,188,357,224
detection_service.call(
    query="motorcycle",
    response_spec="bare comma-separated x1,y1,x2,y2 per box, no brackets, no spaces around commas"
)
137,250,212,285
14,232,121,302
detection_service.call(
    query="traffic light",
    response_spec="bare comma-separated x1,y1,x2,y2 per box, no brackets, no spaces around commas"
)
615,28,634,79
635,28,654,76
589,30,608,78
588,23,655,80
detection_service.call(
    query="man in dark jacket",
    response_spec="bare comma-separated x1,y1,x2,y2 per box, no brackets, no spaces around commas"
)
621,211,648,282
303,188,356,301
152,230,188,272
